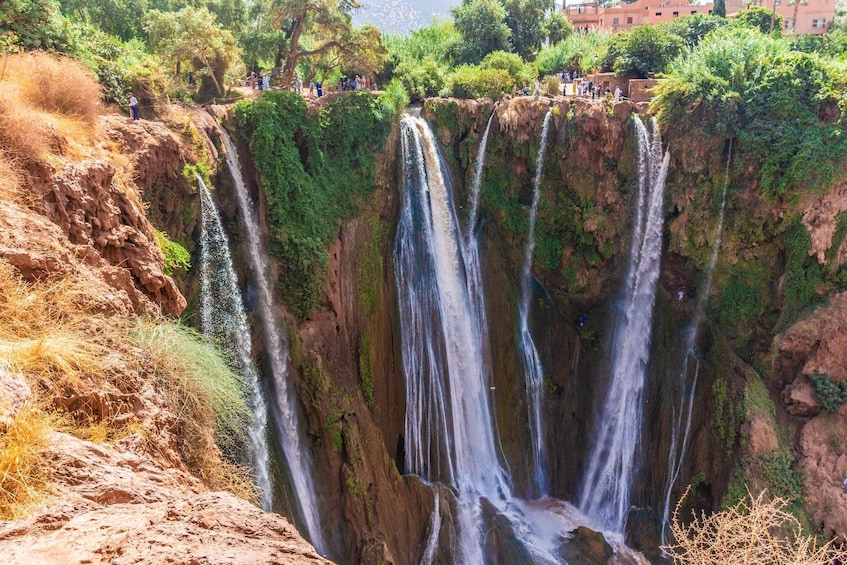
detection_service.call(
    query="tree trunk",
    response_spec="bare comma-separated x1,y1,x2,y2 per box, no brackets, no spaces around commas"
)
792,0,800,33
202,58,224,96
281,14,307,88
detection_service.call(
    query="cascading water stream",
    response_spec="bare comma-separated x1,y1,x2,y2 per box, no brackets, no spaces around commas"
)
578,115,670,533
519,107,553,497
396,115,510,562
660,138,733,545
219,129,327,555
197,175,273,511
467,112,495,237
395,115,581,564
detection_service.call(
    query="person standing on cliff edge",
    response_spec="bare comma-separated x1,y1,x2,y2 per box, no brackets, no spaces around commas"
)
129,93,139,120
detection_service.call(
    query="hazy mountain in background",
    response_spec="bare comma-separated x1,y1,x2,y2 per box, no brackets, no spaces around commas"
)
352,1,566,34
352,0,459,34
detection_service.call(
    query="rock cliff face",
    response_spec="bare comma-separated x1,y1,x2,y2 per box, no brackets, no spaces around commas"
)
0,112,325,564
26,93,845,565
0,116,187,316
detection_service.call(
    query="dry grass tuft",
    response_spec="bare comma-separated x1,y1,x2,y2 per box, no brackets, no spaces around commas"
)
0,94,52,163
0,402,58,520
0,52,103,190
664,486,847,564
6,52,102,122
0,261,258,512
0,150,22,200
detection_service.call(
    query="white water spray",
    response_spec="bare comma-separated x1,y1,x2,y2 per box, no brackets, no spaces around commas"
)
578,115,670,533
519,107,553,497
197,175,273,511
219,129,327,555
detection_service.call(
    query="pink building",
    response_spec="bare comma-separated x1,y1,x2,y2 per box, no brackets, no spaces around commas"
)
564,0,834,34
726,0,834,34
565,0,713,32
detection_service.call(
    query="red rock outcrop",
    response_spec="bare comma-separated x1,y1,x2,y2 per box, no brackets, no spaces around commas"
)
798,407,847,542
776,293,847,540
0,489,329,565
777,292,847,382
0,115,188,316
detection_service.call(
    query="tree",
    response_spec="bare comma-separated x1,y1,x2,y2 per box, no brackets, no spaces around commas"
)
502,0,554,59
1,0,76,51
144,7,239,96
543,10,574,46
664,488,847,564
734,6,784,34
714,0,726,17
268,0,361,88
451,0,511,64
610,24,684,78
58,0,141,41
303,23,386,83
661,14,731,46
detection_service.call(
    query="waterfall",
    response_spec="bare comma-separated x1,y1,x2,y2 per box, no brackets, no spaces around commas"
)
519,107,553,497
197,175,273,511
578,115,670,533
467,112,496,237
396,114,577,564
395,115,509,562
660,138,733,545
219,129,327,555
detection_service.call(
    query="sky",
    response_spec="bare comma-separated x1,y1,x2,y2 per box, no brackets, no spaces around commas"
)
352,0,567,35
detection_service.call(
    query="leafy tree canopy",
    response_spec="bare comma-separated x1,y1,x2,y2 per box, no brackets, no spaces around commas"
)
502,0,553,59
608,23,684,78
543,10,574,46
733,6,784,35
144,6,239,96
451,0,511,64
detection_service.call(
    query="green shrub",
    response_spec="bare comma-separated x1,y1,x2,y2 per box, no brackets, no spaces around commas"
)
394,58,443,101
444,64,514,98
479,50,534,85
154,230,191,276
535,30,611,76
759,449,804,504
234,91,397,319
652,27,847,198
660,14,731,46
733,6,784,35
607,24,684,78
809,373,847,412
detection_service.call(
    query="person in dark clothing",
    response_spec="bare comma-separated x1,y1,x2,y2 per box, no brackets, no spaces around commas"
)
316,81,323,97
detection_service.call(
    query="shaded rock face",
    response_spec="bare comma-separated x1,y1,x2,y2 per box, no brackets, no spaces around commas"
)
0,116,187,316
208,120,435,565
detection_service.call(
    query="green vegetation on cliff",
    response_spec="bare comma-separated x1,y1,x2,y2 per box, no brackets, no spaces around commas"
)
234,88,405,319
652,27,847,198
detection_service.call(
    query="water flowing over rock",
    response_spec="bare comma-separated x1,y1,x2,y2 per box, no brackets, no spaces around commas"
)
219,129,327,554
578,115,670,533
395,114,589,564
660,139,733,544
197,176,273,510
519,107,554,498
